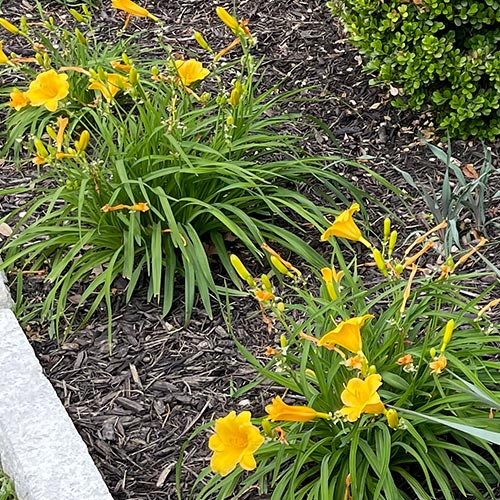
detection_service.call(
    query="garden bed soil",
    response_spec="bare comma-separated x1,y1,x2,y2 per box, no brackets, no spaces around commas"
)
0,0,499,499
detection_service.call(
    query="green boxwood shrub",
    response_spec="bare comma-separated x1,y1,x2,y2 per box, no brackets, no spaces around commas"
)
329,0,500,139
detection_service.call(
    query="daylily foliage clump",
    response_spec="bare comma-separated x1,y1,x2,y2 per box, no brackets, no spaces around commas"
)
0,3,368,337
195,205,500,500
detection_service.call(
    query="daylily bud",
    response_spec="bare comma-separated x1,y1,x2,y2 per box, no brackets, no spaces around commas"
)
193,30,211,52
46,126,57,141
271,255,291,276
261,274,272,293
261,417,272,437
75,28,87,45
76,130,90,153
122,53,132,65
388,230,397,257
230,254,255,287
430,347,436,358
280,334,287,348
372,247,388,277
277,302,285,312
394,263,404,274
0,18,20,34
129,67,139,85
216,6,240,33
82,5,90,17
440,319,454,352
69,9,85,22
383,218,391,242
151,66,159,77
305,369,317,380
20,16,28,34
385,409,399,429
200,92,210,103
229,81,242,107
226,115,234,126
35,53,44,66
34,138,49,158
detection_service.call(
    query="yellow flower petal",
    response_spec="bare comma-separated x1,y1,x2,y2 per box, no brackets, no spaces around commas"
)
25,70,69,112
265,396,329,422
7,89,30,111
111,0,158,20
174,59,210,87
317,314,374,353
339,374,384,422
208,411,264,477
321,203,370,247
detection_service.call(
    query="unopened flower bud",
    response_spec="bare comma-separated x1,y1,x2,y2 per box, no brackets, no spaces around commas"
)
216,6,240,33
0,18,20,34
69,9,84,22
76,130,90,153
280,334,287,348
385,409,399,429
372,247,388,277
75,27,87,45
34,138,48,158
440,319,454,352
430,347,436,358
270,255,291,276
261,274,272,293
368,365,377,374
261,417,272,437
383,218,391,242
276,302,285,312
46,126,57,141
226,115,234,126
388,230,398,257
193,30,212,52
230,254,255,286
129,67,139,85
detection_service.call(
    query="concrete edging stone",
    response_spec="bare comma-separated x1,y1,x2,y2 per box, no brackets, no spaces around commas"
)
0,274,113,500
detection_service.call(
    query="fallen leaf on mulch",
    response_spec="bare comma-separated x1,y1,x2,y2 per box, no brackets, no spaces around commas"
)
462,163,479,179
0,222,12,237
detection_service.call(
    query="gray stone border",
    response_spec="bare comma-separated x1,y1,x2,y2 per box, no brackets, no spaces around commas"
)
0,275,114,500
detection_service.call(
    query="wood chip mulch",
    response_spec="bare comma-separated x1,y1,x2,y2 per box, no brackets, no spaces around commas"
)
0,0,499,499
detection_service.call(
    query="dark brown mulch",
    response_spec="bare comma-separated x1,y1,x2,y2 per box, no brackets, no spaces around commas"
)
1,1,499,499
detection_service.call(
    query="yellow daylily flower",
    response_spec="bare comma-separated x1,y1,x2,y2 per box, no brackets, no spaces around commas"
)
265,396,330,422
174,59,210,87
429,355,447,375
208,411,264,477
25,70,69,112
317,314,374,354
7,89,30,111
111,0,159,21
338,374,385,422
321,265,344,300
88,73,131,102
320,203,371,247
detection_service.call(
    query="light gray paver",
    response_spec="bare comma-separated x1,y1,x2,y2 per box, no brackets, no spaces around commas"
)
0,270,13,309
0,308,113,500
